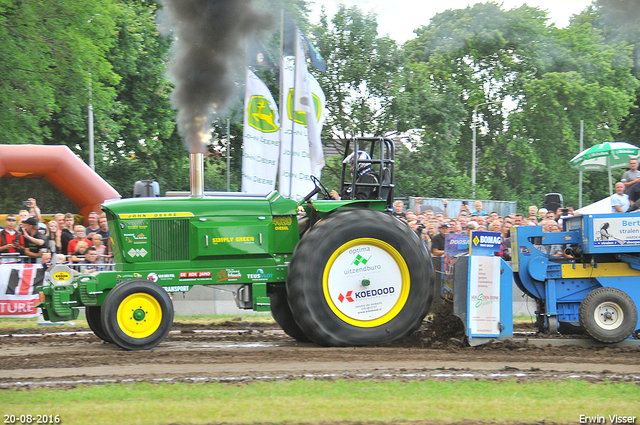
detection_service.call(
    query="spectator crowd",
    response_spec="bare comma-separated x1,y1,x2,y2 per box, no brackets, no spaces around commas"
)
0,198,112,273
394,158,640,259
393,197,580,261
4,160,638,273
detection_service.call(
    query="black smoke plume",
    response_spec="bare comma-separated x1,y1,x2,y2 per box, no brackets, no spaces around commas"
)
160,0,273,153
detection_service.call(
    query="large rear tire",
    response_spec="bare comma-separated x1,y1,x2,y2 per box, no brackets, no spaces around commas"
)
269,289,312,342
85,306,112,343
101,279,174,350
287,209,433,346
579,287,637,343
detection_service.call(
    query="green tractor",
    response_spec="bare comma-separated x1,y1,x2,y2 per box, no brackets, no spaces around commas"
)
39,137,434,349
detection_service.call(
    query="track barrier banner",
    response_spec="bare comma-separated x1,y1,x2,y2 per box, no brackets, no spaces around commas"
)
0,263,44,318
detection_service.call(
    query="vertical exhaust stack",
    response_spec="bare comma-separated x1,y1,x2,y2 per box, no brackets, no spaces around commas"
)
159,1,274,194
190,152,204,198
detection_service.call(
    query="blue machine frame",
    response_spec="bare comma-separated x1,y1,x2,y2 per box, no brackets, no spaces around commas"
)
512,213,640,341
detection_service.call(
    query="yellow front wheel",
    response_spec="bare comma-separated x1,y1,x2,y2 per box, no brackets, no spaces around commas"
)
102,279,174,350
117,293,163,338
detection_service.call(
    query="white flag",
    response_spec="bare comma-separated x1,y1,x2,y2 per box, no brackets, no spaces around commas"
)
242,69,280,194
279,31,326,200
307,72,326,176
294,29,325,177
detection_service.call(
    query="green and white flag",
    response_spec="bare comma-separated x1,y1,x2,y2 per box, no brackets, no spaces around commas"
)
241,69,280,194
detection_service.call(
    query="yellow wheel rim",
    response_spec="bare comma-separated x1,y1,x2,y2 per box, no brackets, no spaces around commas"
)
116,293,163,338
323,238,410,327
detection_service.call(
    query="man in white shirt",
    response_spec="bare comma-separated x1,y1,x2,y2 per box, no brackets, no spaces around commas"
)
611,181,630,213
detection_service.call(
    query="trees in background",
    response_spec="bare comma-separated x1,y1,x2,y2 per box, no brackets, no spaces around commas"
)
310,5,402,189
397,2,638,207
0,0,119,145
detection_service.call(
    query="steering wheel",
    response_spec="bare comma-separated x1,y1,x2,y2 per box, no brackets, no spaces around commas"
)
311,176,331,200
302,176,331,202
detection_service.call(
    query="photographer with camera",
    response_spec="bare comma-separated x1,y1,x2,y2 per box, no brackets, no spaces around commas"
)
459,200,471,215
22,198,41,223
15,217,46,263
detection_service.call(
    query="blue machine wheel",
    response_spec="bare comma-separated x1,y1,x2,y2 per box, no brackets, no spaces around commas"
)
579,287,638,343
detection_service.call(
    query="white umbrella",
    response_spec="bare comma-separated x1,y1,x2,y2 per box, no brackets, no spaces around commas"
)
570,142,640,194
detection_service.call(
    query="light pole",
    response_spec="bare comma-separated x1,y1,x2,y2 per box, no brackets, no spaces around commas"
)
88,73,95,171
472,100,502,198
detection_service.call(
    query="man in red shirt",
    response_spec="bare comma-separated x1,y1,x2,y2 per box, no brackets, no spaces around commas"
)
0,215,22,256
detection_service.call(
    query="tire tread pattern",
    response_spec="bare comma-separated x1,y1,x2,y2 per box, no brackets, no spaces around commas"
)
101,279,174,350
86,305,112,343
270,289,312,342
579,287,637,343
287,209,433,347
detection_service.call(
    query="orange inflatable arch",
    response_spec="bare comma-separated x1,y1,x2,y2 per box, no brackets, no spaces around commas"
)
0,144,121,222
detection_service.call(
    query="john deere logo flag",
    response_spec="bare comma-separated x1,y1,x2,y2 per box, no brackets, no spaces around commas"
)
287,89,322,127
242,69,281,194
247,96,278,133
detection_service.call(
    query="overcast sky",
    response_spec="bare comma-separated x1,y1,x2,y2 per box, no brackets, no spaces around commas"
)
310,0,595,43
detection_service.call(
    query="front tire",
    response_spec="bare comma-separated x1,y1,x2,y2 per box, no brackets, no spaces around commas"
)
579,287,637,343
101,279,174,350
86,306,112,343
269,288,311,342
287,209,433,346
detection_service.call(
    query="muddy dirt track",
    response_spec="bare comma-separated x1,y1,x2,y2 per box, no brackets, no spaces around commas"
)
1,314,639,391
1,316,640,425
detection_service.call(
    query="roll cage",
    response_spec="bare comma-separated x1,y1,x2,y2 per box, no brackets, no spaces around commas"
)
338,137,395,209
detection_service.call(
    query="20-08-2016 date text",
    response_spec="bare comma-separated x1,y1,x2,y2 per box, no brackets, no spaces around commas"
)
4,415,60,424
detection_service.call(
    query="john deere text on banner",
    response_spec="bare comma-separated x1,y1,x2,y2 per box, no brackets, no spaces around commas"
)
241,69,281,194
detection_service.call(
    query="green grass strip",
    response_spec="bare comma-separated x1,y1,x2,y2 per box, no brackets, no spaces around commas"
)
3,379,639,424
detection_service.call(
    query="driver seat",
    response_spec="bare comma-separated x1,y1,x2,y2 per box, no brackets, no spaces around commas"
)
379,167,393,204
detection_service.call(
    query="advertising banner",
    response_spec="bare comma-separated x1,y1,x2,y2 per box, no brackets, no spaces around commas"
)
469,256,501,336
593,217,640,246
0,263,44,318
242,69,281,194
440,234,469,300
469,231,502,256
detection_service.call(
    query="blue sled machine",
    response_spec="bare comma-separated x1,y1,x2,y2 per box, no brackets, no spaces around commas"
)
512,213,640,343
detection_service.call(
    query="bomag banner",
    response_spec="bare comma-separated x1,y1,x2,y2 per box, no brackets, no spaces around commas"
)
241,69,281,194
0,263,44,318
